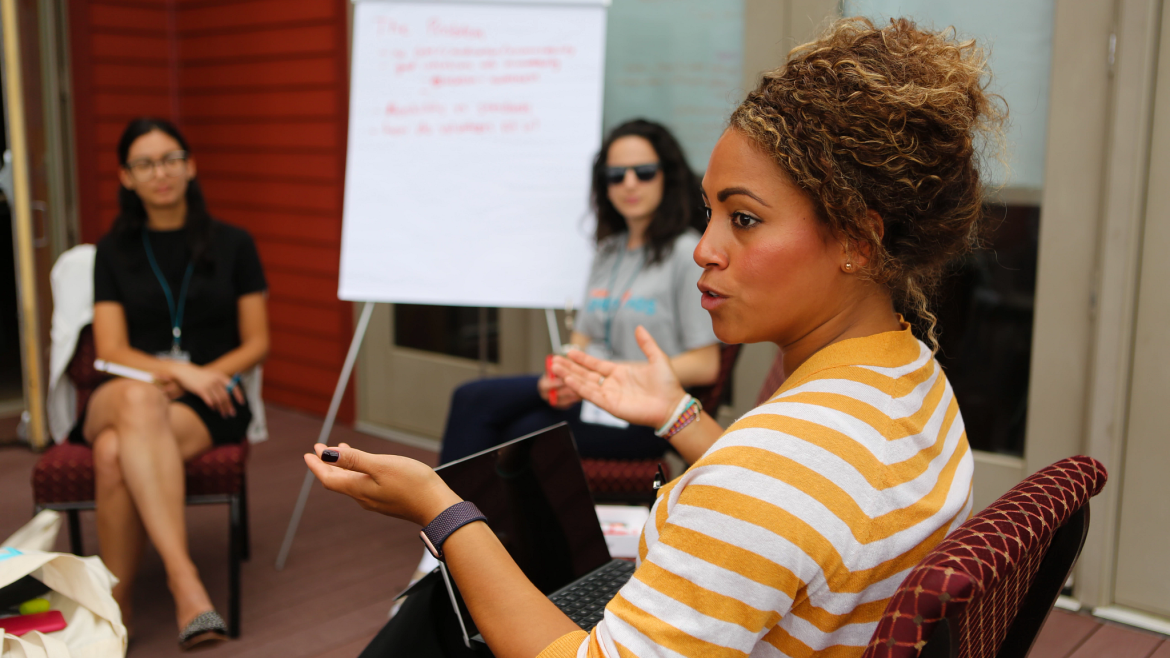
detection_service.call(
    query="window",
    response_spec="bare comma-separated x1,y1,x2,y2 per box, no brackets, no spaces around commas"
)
845,0,1054,457
934,204,1039,456
393,305,499,363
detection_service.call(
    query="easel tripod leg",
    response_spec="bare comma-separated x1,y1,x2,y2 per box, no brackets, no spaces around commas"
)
274,301,377,570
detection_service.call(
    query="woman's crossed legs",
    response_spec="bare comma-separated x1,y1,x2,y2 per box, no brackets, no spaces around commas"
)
83,378,217,633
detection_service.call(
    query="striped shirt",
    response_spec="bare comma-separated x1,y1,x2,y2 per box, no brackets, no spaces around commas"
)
538,324,973,658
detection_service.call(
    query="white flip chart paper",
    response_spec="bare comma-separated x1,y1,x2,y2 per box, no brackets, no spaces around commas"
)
339,1,607,308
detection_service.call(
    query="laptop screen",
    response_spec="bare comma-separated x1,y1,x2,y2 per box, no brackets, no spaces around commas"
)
435,422,613,595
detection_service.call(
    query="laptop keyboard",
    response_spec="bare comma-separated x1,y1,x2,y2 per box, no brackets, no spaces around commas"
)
549,559,637,631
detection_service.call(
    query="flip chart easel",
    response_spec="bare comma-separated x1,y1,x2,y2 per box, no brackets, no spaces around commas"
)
275,0,607,568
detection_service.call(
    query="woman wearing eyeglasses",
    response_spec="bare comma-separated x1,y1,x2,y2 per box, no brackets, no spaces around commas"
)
74,117,268,649
437,119,720,465
310,17,996,658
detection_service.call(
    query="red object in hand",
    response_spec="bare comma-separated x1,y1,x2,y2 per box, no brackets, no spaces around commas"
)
545,355,558,406
1,610,67,636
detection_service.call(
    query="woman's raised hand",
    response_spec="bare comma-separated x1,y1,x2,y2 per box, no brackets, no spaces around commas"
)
552,326,687,429
305,443,461,526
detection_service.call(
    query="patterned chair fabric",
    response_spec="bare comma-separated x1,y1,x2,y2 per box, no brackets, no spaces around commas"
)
31,443,97,505
66,325,108,416
582,343,740,502
185,442,249,496
862,455,1108,658
32,442,249,503
582,458,669,497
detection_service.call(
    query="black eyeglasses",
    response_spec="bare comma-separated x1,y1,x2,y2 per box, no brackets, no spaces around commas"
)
125,151,189,183
605,163,660,185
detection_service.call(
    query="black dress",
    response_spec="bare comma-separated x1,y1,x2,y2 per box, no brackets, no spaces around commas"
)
71,220,267,445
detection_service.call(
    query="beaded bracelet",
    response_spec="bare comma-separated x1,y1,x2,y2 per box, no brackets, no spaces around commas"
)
655,394,692,435
655,394,703,439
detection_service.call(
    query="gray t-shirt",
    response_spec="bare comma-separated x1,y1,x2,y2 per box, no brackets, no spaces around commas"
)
576,230,717,361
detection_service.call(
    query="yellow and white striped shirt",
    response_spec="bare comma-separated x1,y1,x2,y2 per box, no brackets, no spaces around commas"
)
539,324,973,658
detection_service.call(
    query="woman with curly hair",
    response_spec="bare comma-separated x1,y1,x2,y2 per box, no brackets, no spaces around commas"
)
308,17,1002,657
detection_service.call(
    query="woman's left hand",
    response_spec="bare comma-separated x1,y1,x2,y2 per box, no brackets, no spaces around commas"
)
304,443,461,526
166,362,242,417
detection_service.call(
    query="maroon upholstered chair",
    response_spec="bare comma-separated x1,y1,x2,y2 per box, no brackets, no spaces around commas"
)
31,325,251,638
582,343,741,503
862,455,1108,658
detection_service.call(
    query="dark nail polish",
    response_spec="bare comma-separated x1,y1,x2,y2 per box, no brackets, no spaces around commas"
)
322,449,339,463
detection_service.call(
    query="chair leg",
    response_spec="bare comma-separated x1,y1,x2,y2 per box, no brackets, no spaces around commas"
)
228,494,242,638
239,477,251,562
67,510,83,556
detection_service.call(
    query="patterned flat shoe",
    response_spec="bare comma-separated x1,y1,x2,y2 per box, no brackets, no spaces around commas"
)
178,610,229,651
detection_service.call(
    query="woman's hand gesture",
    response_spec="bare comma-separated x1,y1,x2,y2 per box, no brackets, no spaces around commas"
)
305,443,461,527
165,362,244,417
552,326,687,429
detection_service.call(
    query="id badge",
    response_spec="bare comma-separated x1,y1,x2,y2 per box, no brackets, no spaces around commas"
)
155,347,191,363
580,400,629,428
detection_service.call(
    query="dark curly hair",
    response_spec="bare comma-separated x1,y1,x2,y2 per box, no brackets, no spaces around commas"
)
730,17,1006,349
590,119,706,265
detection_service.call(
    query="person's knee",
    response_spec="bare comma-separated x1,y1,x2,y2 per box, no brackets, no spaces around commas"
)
449,380,489,413
92,430,124,487
112,381,168,418
446,377,503,416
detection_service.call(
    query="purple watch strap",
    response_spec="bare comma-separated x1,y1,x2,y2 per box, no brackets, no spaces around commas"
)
420,501,487,561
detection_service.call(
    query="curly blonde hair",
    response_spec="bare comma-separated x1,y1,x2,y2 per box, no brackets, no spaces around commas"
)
730,17,1006,350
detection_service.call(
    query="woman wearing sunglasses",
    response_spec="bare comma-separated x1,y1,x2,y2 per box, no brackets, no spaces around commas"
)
74,117,268,649
437,119,720,465
310,17,995,658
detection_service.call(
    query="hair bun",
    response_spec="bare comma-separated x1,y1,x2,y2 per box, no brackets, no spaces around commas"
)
730,16,1006,350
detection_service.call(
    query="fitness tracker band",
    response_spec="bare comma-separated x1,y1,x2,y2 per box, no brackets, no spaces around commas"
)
419,501,488,562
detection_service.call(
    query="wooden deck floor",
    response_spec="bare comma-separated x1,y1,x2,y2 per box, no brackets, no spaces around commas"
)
1033,608,1170,658
2,405,1167,657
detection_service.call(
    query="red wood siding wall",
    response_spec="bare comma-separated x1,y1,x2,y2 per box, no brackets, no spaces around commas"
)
69,0,354,419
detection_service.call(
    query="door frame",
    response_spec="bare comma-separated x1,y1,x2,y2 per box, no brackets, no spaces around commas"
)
0,0,51,447
1027,0,1169,622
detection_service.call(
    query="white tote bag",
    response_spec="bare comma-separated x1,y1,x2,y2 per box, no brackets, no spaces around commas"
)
0,628,72,658
1,513,127,658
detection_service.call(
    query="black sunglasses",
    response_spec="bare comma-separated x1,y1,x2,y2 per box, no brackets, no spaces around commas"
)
605,163,660,185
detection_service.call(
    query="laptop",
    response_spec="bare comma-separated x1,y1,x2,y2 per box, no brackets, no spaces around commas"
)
404,423,639,647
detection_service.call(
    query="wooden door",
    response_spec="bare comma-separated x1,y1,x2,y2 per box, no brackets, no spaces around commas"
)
1111,0,1170,618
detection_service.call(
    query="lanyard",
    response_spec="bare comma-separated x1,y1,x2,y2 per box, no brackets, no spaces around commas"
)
602,246,645,352
142,231,195,352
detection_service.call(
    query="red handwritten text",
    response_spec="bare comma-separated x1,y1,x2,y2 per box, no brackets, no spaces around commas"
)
375,17,408,37
427,18,484,39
